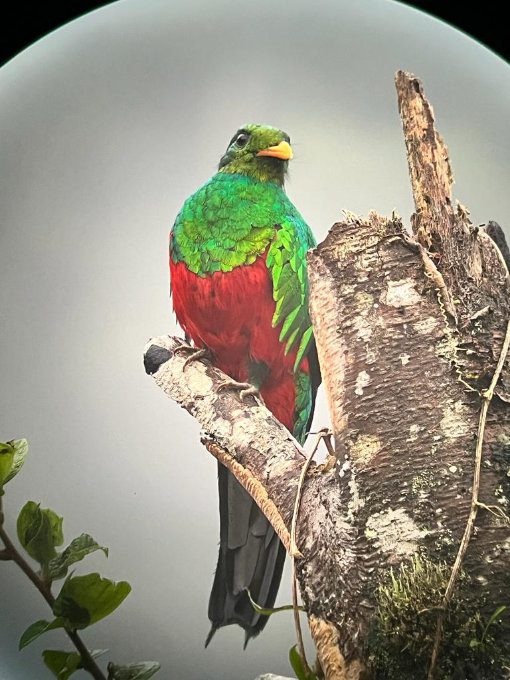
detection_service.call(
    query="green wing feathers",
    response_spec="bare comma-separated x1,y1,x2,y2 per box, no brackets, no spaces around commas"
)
293,369,313,444
267,216,316,371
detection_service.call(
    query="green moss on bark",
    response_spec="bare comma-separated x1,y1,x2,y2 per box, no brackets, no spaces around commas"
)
366,555,509,679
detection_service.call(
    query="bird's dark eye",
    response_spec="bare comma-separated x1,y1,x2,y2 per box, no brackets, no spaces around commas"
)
235,133,250,148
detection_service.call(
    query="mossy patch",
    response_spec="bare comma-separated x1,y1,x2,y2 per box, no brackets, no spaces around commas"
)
366,555,509,679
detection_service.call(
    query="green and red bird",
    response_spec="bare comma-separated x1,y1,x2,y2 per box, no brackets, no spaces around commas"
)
169,124,320,645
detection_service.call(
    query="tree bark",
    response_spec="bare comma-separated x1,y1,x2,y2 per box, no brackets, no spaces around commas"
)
145,72,510,679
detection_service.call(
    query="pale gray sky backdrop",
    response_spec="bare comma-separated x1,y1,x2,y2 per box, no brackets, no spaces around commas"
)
1,1,509,678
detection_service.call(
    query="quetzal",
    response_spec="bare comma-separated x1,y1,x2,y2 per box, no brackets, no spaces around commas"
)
169,124,320,645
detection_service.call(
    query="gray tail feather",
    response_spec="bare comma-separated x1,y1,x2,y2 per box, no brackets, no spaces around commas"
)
205,462,286,646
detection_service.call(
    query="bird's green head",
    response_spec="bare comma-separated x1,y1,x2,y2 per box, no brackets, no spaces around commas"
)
218,123,292,186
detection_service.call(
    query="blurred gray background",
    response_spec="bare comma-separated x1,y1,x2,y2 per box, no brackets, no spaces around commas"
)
1,0,509,678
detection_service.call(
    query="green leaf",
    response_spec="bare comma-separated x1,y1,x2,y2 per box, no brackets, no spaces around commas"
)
43,649,107,679
17,501,64,565
246,589,305,617
0,441,15,488
43,650,81,679
19,618,65,650
53,573,131,629
289,645,318,680
107,661,160,679
482,604,507,641
289,645,309,680
49,534,109,580
3,439,29,484
486,604,507,629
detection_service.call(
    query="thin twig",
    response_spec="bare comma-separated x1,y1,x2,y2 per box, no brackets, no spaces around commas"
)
0,496,107,680
290,428,332,558
291,559,310,677
291,429,332,678
428,319,510,679
476,501,510,524
0,521,54,606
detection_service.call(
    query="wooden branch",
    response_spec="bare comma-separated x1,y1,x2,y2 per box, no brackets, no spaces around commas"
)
397,70,510,400
396,72,510,366
395,71,453,219
143,336,309,553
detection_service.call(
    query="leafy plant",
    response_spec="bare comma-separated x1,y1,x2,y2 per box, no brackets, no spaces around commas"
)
469,605,507,651
289,644,319,680
0,438,160,680
368,554,510,679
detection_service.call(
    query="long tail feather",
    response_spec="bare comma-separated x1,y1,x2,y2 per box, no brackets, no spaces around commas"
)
206,463,286,646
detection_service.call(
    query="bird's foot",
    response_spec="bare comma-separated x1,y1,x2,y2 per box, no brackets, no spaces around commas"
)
216,379,263,404
173,342,212,370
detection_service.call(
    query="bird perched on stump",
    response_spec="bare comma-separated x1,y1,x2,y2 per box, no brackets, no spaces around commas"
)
169,123,320,646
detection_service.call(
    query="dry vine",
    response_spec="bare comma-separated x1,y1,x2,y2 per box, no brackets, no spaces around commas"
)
428,319,510,678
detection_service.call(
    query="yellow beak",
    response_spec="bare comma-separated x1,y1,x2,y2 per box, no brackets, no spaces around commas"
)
256,140,293,160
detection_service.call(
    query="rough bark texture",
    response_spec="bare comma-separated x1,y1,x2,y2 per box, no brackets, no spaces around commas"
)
306,212,509,677
145,72,510,679
395,71,510,402
303,72,510,677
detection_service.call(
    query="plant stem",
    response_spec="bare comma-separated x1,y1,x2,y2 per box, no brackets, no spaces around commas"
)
290,429,331,678
0,518,54,605
0,496,107,680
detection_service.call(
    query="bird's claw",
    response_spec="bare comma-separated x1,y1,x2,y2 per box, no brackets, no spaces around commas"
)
183,347,211,370
217,379,263,404
173,342,212,370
